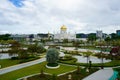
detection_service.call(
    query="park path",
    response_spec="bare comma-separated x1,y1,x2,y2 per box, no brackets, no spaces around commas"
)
83,68,113,80
63,47,110,54
0,58,45,75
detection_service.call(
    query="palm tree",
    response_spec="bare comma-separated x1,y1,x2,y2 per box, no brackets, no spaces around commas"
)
98,41,106,69
83,51,93,66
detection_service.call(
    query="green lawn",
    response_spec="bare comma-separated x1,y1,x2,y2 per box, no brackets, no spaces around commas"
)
27,67,99,80
0,59,20,68
59,60,120,67
0,62,76,80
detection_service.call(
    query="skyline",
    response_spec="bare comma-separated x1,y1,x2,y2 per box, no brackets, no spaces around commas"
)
0,0,120,34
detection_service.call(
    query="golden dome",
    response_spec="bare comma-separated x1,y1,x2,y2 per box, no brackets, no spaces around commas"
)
61,25,67,30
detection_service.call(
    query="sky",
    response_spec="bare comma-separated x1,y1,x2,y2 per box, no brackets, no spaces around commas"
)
0,0,120,34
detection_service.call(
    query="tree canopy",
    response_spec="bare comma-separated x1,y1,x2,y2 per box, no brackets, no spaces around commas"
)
0,34,12,40
46,48,59,63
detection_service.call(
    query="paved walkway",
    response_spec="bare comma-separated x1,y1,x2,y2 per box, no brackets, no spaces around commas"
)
83,68,113,80
63,47,109,54
0,58,45,75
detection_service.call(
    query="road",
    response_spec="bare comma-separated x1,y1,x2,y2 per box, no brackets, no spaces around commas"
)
0,58,45,75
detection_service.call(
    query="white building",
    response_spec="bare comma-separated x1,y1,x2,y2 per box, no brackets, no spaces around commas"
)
96,30,103,39
54,25,76,42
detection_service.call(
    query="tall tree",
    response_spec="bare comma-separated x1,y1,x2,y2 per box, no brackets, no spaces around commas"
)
46,48,59,64
83,51,93,66
18,49,28,59
27,43,46,55
8,40,21,57
73,40,79,50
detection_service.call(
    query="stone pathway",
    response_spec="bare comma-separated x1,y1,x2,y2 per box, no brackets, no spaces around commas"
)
0,58,45,75
83,68,113,80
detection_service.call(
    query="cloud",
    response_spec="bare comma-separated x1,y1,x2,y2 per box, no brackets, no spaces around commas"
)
0,0,120,34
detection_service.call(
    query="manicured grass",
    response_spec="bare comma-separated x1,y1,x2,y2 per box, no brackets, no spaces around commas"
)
0,62,76,80
0,59,20,68
59,60,120,67
27,67,99,80
0,56,43,68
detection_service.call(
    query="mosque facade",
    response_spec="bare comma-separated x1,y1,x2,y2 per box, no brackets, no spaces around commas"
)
54,25,76,42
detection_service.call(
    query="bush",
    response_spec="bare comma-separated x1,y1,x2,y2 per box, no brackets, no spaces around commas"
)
19,57,40,63
64,55,72,59
63,50,81,56
47,63,58,67
11,57,19,60
59,57,77,63
46,48,59,64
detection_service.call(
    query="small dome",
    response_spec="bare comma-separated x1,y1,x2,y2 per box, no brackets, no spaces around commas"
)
61,25,67,30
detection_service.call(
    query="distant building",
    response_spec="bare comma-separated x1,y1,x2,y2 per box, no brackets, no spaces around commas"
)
11,34,28,42
116,30,120,36
102,33,111,39
96,30,103,39
54,25,76,42
36,33,53,41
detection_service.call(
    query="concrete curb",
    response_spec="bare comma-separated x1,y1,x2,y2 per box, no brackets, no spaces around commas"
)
17,69,77,80
17,73,51,80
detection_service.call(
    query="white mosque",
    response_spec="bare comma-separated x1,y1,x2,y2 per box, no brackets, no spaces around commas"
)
54,25,76,42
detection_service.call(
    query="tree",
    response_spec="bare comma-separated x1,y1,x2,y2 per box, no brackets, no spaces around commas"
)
8,40,21,57
110,33,120,40
27,44,37,55
18,49,29,59
105,37,111,47
63,39,68,43
83,51,93,66
36,43,46,53
76,66,80,74
0,34,12,40
110,47,120,60
46,48,59,66
87,33,97,45
98,42,106,69
73,40,79,50
51,74,57,80
27,43,46,55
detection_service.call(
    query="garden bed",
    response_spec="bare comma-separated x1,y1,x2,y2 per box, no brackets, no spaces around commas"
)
25,67,99,80
59,60,120,67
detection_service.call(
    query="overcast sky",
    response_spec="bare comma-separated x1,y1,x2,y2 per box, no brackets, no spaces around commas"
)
0,0,120,34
